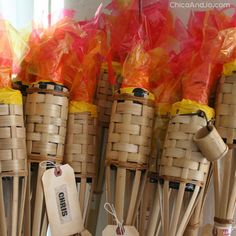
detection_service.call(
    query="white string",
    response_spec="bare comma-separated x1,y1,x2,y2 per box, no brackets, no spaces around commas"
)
104,202,124,235
39,160,60,169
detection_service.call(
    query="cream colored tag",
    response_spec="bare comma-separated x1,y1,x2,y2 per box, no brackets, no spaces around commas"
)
42,164,84,236
102,225,139,236
213,226,232,236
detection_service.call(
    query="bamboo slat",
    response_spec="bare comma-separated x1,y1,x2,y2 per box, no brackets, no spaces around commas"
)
25,82,69,162
65,111,97,223
159,113,210,236
106,92,154,224
213,73,236,235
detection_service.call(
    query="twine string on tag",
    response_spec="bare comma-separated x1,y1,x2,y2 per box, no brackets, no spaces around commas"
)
39,160,62,176
104,203,125,235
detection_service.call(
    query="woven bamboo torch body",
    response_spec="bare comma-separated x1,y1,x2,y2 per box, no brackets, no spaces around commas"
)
25,82,69,236
65,110,97,223
96,66,123,127
88,66,123,234
0,94,27,236
145,110,170,236
105,89,154,226
214,73,236,235
159,112,210,236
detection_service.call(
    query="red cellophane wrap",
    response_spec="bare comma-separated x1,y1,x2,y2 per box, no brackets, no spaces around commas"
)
106,0,175,63
106,0,139,63
151,52,182,106
179,9,236,105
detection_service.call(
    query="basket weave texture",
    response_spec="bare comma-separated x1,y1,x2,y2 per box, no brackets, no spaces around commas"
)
0,104,27,174
25,83,69,162
96,70,122,126
149,114,169,173
96,71,113,125
106,94,154,168
65,112,97,176
215,74,236,144
160,114,210,186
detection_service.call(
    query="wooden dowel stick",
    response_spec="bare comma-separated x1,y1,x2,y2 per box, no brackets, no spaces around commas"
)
79,178,87,214
11,177,19,236
131,171,148,225
139,180,151,235
170,191,177,231
84,181,94,224
220,150,232,218
227,175,236,219
155,220,162,236
32,166,45,236
18,176,27,236
115,167,126,223
87,128,108,234
126,170,141,225
213,161,221,217
170,183,185,236
24,162,31,236
105,166,112,224
177,186,200,236
147,186,161,236
184,166,212,236
227,149,236,219
0,178,7,236
163,181,169,236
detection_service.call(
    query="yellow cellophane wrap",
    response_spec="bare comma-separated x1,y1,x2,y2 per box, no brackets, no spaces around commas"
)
0,88,22,105
102,61,122,75
118,87,155,100
69,100,97,117
171,99,215,121
223,59,236,76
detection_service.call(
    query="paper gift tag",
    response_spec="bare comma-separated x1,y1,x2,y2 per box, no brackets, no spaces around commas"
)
102,225,139,236
42,164,84,236
213,226,232,236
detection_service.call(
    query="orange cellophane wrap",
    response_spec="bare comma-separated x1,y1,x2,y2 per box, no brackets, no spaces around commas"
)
17,27,43,85
208,28,236,65
178,9,235,105
0,20,13,70
0,68,12,88
0,20,28,88
70,31,107,103
122,43,151,91
27,17,83,86
0,20,11,87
